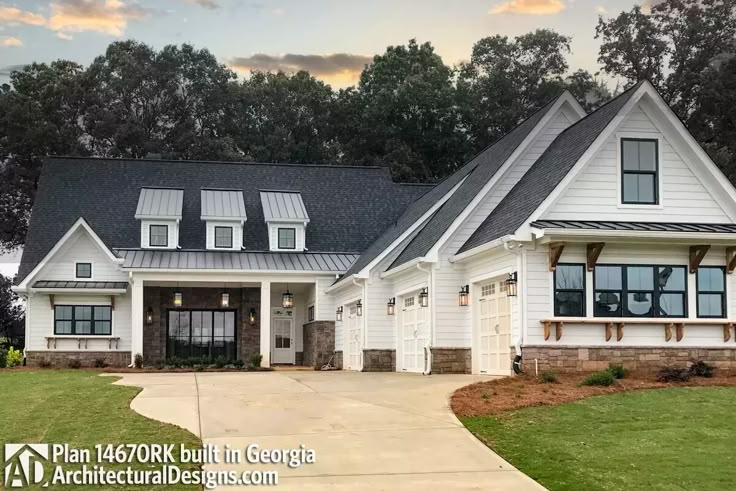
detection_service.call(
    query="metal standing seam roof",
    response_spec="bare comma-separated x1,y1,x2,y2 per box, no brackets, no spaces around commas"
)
116,249,358,272
530,220,736,234
135,188,184,219
260,191,310,222
32,281,129,289
201,189,247,220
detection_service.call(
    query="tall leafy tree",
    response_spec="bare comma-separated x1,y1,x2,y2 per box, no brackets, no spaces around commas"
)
0,274,24,348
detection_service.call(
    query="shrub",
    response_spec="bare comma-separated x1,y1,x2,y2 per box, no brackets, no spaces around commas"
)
0,347,7,368
539,371,558,384
6,347,22,368
213,356,227,368
657,366,690,383
38,358,52,368
154,359,165,370
232,359,245,369
67,358,82,369
481,392,490,400
94,357,107,368
580,370,616,387
689,360,715,378
607,363,627,379
249,354,263,368
133,353,143,369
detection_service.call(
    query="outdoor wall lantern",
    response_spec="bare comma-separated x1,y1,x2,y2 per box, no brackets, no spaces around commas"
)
249,308,257,326
336,306,343,322
458,285,470,307
387,297,396,316
505,272,518,297
145,307,154,325
356,300,363,316
419,287,429,308
282,285,294,309
220,292,230,308
173,291,183,307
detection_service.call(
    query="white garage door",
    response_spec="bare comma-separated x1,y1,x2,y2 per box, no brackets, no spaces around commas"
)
477,279,512,375
346,305,362,370
400,295,428,373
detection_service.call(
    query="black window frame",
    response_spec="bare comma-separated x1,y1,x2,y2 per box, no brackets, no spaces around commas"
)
166,309,238,360
593,264,688,318
75,262,92,279
696,266,727,318
149,224,169,247
278,227,296,250
621,138,659,205
554,263,586,317
214,226,233,249
54,305,112,335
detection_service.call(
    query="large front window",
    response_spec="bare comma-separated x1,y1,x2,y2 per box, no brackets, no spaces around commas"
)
594,265,686,318
621,138,658,205
168,310,236,359
54,305,112,335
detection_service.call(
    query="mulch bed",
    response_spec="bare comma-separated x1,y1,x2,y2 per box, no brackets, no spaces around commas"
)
452,370,736,418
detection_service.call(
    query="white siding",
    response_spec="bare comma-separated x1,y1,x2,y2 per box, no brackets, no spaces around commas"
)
332,282,362,353
205,221,243,250
140,220,179,248
365,268,395,349
267,223,306,251
314,276,335,321
543,104,731,222
36,230,126,282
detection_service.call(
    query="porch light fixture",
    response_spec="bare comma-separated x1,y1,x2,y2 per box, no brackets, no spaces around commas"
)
336,306,343,322
419,288,429,308
505,272,518,297
458,285,470,307
282,285,294,309
173,291,183,307
220,292,230,308
249,308,257,326
145,307,154,325
387,297,396,316
356,300,363,316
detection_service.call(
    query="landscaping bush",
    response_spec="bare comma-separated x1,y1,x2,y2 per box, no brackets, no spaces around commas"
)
539,371,558,384
607,363,627,379
656,366,690,383
6,347,22,368
166,356,182,368
249,354,263,368
580,370,616,387
133,353,143,369
94,357,107,368
689,360,715,378
67,358,82,369
231,359,245,369
213,356,227,368
153,359,165,370
0,347,7,368
38,358,52,368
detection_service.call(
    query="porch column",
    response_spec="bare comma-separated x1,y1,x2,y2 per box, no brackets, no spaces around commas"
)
260,280,271,367
130,278,144,365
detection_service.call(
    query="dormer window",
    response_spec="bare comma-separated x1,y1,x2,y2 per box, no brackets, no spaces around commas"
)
260,190,310,252
75,262,92,279
621,138,658,205
149,225,168,247
201,189,247,251
135,187,183,249
278,228,296,250
214,226,233,248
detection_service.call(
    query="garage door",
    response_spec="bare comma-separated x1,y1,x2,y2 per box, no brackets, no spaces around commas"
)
477,279,512,375
400,294,428,372
346,305,362,370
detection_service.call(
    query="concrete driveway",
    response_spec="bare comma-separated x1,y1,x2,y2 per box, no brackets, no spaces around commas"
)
113,371,543,490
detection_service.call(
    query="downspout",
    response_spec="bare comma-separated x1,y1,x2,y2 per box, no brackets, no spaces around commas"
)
417,262,433,375
504,240,525,373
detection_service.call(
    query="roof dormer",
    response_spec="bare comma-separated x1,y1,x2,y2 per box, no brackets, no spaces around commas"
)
260,190,310,252
201,189,247,250
135,188,183,249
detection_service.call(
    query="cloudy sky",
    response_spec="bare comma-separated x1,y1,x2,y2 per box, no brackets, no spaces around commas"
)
0,0,648,87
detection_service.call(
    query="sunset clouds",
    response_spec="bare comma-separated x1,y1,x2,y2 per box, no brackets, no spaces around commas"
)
489,0,566,15
229,53,373,86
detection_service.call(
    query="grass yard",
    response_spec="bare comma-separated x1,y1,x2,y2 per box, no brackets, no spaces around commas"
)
462,387,736,491
0,370,200,490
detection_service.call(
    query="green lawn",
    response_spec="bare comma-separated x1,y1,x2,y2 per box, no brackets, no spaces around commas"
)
462,387,736,491
0,370,200,490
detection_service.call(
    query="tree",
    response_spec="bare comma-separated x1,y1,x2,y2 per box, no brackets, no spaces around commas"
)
0,274,24,349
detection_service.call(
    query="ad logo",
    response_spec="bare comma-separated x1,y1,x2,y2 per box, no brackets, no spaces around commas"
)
4,444,49,488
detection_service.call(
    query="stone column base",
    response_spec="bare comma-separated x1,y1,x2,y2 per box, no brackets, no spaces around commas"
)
27,351,131,367
303,321,336,368
520,346,736,373
430,347,471,374
362,349,396,372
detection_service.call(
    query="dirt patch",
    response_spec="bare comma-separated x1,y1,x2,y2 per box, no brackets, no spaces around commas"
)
452,371,736,417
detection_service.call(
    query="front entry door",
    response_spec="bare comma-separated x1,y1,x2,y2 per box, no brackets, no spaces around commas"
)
401,295,428,372
478,279,512,375
272,315,295,364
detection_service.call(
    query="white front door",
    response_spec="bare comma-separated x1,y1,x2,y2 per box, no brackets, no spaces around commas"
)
272,316,295,364
477,279,512,375
346,306,362,370
400,295,428,372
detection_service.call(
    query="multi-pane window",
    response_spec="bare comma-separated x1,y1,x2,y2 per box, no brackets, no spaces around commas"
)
168,310,236,359
621,138,658,204
149,224,168,247
214,226,233,248
278,228,296,249
554,264,585,316
307,305,315,322
54,305,112,335
697,267,726,318
593,265,686,318
75,262,92,279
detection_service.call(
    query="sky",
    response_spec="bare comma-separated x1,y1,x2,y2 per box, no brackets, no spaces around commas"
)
0,0,651,88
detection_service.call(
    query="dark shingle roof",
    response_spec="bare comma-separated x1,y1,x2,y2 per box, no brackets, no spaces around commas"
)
388,93,566,270
17,159,429,282
531,220,736,234
458,82,644,255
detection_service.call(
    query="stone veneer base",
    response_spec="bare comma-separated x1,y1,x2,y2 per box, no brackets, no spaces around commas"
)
521,345,736,373
302,321,336,368
431,347,471,374
333,351,343,369
27,351,131,367
362,349,396,372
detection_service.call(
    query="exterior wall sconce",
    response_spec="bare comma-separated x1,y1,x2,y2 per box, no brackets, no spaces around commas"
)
249,308,257,326
419,287,429,308
336,306,343,322
282,285,294,309
458,285,470,307
356,300,363,316
505,272,518,297
220,292,230,308
173,291,183,307
145,307,154,325
387,297,396,315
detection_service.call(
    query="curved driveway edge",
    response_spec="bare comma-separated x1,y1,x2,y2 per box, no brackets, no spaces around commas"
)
111,371,545,490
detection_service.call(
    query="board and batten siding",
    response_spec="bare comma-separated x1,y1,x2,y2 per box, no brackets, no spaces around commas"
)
542,103,731,222
525,243,736,347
